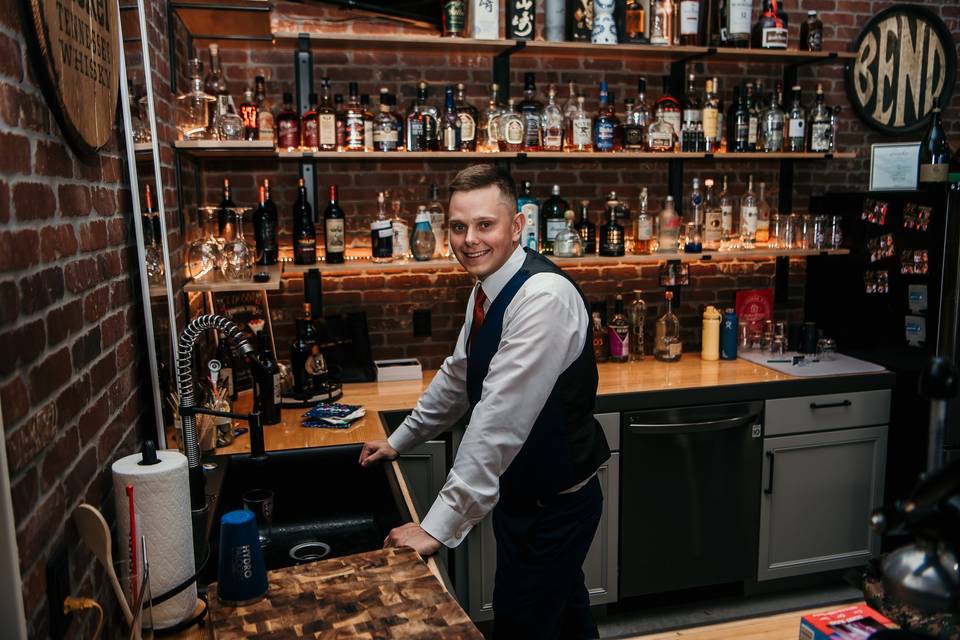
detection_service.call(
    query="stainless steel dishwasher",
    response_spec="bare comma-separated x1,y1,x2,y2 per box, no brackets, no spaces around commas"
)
620,401,764,598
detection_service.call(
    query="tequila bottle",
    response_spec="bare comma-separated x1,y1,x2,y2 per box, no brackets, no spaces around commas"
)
553,211,584,258
599,206,625,257
647,111,676,152
542,84,565,151
519,73,544,151
654,290,682,362
703,178,722,249
739,174,758,248
634,188,654,254
785,85,806,152
568,96,593,152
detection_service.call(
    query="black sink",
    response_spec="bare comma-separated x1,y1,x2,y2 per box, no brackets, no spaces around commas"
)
205,444,412,574
379,409,412,436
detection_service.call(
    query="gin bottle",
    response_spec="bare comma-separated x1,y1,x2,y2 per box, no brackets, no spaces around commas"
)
785,85,806,152
761,83,785,152
654,290,682,362
519,73,544,151
740,174,758,248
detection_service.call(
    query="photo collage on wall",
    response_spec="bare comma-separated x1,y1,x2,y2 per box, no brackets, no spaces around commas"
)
861,198,931,294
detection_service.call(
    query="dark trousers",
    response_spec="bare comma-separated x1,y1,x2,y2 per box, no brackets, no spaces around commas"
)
491,475,603,640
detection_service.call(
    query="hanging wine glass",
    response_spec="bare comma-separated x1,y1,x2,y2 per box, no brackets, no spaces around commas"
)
187,206,223,281
143,212,165,286
221,207,254,281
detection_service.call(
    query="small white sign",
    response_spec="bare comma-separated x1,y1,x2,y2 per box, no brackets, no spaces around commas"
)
869,142,920,191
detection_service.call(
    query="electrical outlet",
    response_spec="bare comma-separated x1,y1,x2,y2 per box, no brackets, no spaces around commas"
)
413,309,432,337
46,546,71,639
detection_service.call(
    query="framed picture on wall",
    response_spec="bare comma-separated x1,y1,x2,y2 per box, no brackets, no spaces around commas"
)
869,143,920,191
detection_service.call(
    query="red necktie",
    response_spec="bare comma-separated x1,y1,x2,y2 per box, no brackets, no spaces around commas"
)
468,285,487,348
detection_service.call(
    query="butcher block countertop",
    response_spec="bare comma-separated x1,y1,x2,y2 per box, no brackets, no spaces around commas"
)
206,547,482,639
216,355,893,455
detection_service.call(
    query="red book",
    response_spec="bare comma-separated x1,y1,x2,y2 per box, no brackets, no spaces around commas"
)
799,604,896,639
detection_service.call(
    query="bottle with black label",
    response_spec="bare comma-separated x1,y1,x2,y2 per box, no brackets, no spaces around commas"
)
217,178,235,240
253,185,278,266
575,200,596,255
290,304,319,398
323,185,345,264
292,177,316,265
600,205,625,257
919,98,951,184
371,192,394,262
519,73,544,151
608,294,630,362
541,185,570,255
753,0,788,49
256,330,281,425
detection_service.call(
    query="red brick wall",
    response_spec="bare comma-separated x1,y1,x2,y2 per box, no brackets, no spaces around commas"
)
0,0,152,636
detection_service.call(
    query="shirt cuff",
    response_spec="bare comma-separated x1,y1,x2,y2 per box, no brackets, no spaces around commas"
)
387,421,419,453
420,497,475,549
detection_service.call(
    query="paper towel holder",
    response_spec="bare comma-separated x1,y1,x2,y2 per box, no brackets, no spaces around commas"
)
139,440,160,466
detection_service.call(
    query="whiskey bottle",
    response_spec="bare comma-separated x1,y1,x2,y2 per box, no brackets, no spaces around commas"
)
343,82,366,151
498,99,525,152
542,84,564,152
478,83,502,152
608,295,630,363
657,195,680,252
442,0,466,37
678,0,701,45
760,83,785,152
541,185,570,254
600,205,625,257
624,77,652,150
654,290,682,362
406,81,439,151
753,0,788,49
723,0,752,47
562,81,580,150
239,88,258,141
519,73,544,151
301,92,320,150
650,0,674,45
702,79,720,152
808,83,832,153
625,0,650,43
681,74,702,152
575,200,597,254
799,10,822,51
703,178,722,249
628,292,646,360
785,85,806,152
254,75,274,143
592,312,609,363
373,90,402,152
360,94,375,152
569,96,593,152
593,82,619,152
455,83,478,151
634,188,654,254
919,98,951,183
253,185,278,266
323,185,345,264
371,192,393,263
293,177,316,265
276,92,301,152
655,77,682,147
746,82,760,151
317,78,337,151
440,85,462,152
739,174,758,248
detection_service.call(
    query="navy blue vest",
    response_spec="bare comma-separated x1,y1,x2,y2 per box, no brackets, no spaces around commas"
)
466,249,611,513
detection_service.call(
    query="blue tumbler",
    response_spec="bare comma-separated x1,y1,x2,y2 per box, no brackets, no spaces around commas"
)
217,510,268,605
721,309,738,360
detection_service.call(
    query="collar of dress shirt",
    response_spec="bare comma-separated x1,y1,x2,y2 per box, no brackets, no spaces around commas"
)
476,243,525,307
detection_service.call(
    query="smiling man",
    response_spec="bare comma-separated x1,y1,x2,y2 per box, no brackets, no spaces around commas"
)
359,164,610,639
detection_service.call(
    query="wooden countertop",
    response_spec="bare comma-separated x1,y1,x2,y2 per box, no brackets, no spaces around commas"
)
217,356,801,455
206,547,482,639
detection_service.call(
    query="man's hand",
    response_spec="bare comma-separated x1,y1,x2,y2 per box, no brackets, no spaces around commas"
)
384,523,442,557
358,439,398,467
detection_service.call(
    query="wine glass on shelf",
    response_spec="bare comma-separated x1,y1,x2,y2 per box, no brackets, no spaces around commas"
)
221,207,254,281
143,212,164,286
187,206,224,282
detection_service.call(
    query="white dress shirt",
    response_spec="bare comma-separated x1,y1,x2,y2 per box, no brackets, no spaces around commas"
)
387,244,590,548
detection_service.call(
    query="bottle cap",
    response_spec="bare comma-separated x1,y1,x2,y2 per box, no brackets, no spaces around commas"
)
703,305,721,319
415,209,431,223
807,10,817,16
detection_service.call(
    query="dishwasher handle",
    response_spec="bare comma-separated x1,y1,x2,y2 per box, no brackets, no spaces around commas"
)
628,414,760,435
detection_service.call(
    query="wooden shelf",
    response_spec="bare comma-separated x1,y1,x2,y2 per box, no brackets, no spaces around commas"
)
183,263,283,292
271,32,515,54
172,0,272,42
173,139,277,157
275,150,513,160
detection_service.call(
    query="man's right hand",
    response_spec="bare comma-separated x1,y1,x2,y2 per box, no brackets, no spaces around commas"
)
359,439,399,467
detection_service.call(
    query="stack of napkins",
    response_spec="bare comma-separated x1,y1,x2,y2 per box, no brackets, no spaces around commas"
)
302,402,366,429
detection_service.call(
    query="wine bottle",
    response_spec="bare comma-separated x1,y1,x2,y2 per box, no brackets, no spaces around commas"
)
323,185,345,264
919,99,951,184
292,177,316,264
253,185,278,266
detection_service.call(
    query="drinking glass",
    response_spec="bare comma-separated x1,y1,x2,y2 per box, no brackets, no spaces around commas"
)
221,207,254,281
828,215,843,249
812,215,828,249
143,213,165,286
795,214,812,249
242,488,274,548
767,214,784,248
187,206,223,281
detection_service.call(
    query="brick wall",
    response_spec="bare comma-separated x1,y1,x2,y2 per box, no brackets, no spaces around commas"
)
0,0,152,636
173,0,957,370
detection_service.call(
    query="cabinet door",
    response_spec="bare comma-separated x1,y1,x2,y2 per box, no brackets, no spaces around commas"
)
758,426,887,581
468,454,619,620
397,441,447,520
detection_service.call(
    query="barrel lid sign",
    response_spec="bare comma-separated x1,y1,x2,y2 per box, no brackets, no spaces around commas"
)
19,0,120,155
847,4,956,135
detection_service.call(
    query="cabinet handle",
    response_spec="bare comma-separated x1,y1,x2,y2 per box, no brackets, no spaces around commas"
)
764,451,775,495
809,400,852,410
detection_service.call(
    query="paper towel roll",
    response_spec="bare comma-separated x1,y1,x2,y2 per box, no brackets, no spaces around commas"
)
112,450,197,628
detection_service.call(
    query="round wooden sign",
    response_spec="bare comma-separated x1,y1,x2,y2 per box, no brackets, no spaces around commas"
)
846,4,956,135
19,0,121,155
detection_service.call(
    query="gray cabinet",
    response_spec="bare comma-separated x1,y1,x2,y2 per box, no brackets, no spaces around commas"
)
758,425,887,581
397,441,447,520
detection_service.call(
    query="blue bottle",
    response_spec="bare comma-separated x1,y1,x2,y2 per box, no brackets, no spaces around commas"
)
517,180,540,251
592,82,617,152
721,308,738,360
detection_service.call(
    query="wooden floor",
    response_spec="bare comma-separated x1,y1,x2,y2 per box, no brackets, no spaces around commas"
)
630,604,841,639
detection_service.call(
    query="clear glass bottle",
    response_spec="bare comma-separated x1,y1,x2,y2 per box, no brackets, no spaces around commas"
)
553,211,584,258
785,85,806,152
650,0,674,45
519,72,544,151
608,294,630,362
569,96,593,152
427,184,446,258
254,75,274,143
761,83,785,152
371,192,393,263
440,85,462,152
455,83,478,151
719,175,738,250
562,82,580,151
685,177,704,252
654,290,682,362
625,77,652,150
176,58,215,141
541,184,570,255
575,200,597,254
204,43,229,137
498,99,525,152
756,181,771,243
808,83,832,153
654,77,682,148
411,207,436,261
703,178,722,249
373,90,402,152
600,206,625,257
316,78,337,151
647,111,675,152
628,291,646,360
542,84,564,152
657,195,681,253
391,197,410,261
634,188,654,254
478,83,502,153
222,207,254,281
343,82,366,152
702,79,720,152
740,174,758,248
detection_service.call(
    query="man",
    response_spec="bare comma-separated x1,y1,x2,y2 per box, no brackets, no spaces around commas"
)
359,165,610,639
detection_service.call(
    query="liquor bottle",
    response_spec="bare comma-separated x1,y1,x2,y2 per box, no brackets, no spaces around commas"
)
627,292,646,360
276,92,301,152
753,0,788,49
293,178,317,264
568,96,593,152
723,0,752,47
678,0,701,45
681,74,702,152
702,179,722,249
360,94,375,152
391,197,410,261
755,181,771,243
654,290,682,362
799,10,823,51
498,99,525,152
427,184,446,257
323,185,345,264
290,305,316,397
650,0,674,45
554,211,584,258
562,81,579,150
739,174,758,248
301,91,320,150
607,191,631,233
785,85,806,152
684,177,703,253
440,85,462,152
263,178,278,232
608,295,630,363
371,192,393,263
239,88,258,141
575,200,597,254
624,78,652,150
316,79,337,151
625,0,650,43
333,94,345,150
519,73,544,151
373,90,402,152
344,82,366,152
204,43,228,135
919,98,951,183
592,312,609,363
542,85,564,152
253,185,277,266
517,181,540,250
455,83,479,151
745,83,760,151
478,83,502,152
702,79,720,152
634,188,654,254
217,178,235,240
406,81,439,152
657,195,680,252
442,0,466,37
541,185,570,255
719,175,737,249
830,105,842,152
808,83,832,153
593,82,619,152
655,77,683,147
255,330,282,426
411,207,436,261
600,205,625,257
254,75,274,143
728,85,750,152
647,110,676,151
761,82,785,152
